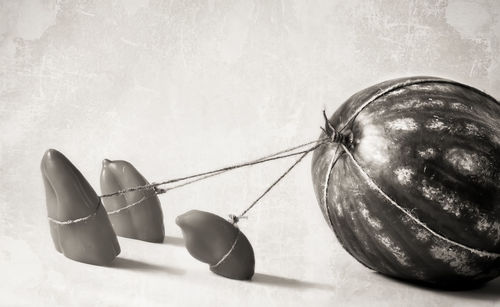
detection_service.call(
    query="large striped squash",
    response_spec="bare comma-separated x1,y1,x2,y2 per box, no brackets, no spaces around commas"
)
311,76,500,287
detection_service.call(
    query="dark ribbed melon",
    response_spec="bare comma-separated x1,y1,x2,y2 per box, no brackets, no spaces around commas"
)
311,76,500,288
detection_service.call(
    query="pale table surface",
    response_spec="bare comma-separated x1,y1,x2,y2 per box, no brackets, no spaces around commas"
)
2,222,500,307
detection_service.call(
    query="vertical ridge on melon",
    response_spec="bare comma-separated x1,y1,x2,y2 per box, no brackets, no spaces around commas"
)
312,76,500,287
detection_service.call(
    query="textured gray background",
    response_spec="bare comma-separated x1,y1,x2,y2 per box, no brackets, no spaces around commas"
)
1,0,500,306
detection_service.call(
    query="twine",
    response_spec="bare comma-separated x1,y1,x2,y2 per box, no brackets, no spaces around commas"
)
107,195,153,215
48,202,101,225
98,111,347,223
230,112,348,223
210,230,241,269
99,138,328,198
233,143,322,223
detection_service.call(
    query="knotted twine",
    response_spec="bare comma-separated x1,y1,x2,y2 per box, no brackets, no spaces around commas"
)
99,136,331,224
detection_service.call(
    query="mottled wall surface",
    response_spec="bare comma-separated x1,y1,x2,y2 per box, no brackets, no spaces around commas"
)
1,1,499,306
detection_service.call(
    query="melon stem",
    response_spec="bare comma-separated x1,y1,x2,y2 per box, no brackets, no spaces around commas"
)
321,110,351,145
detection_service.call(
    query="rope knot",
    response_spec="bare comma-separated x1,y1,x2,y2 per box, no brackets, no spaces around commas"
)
321,110,350,145
228,214,247,225
152,183,168,195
